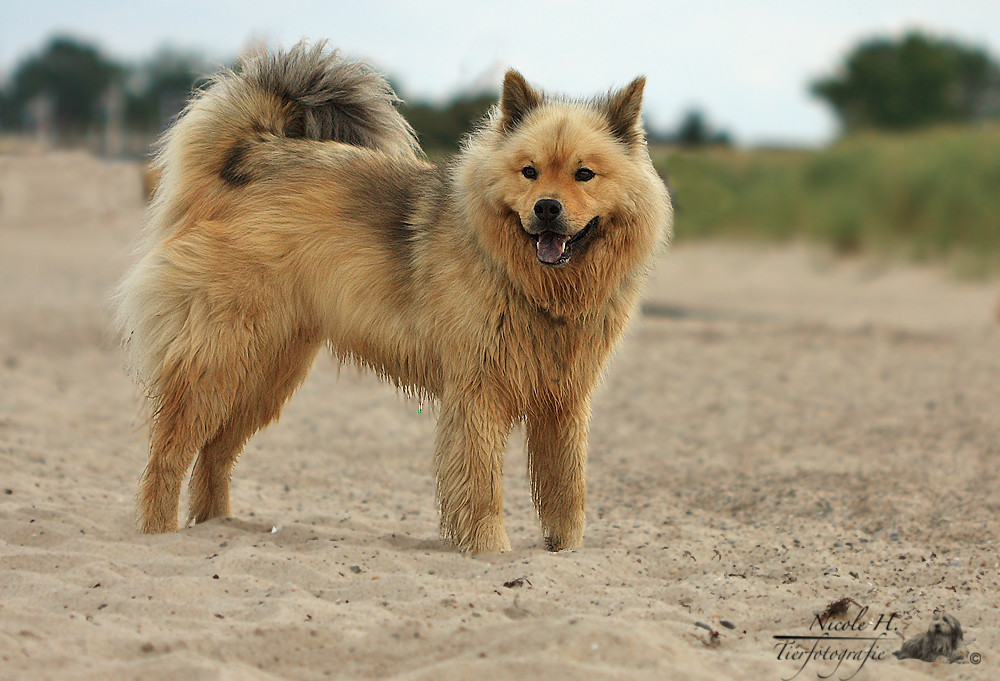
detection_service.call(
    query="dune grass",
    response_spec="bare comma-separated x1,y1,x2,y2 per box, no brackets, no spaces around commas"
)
651,125,1000,275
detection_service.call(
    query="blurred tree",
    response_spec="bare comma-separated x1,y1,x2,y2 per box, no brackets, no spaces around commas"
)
125,49,210,134
676,109,709,145
4,36,122,139
650,108,731,147
812,32,1000,132
400,93,496,151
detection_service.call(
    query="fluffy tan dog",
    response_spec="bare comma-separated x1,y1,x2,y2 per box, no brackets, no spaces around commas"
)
114,42,672,552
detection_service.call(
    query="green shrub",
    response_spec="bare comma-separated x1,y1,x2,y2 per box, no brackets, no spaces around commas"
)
652,125,1000,274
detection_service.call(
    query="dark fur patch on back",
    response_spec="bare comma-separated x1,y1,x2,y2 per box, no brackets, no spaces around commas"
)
220,142,252,186
339,161,442,274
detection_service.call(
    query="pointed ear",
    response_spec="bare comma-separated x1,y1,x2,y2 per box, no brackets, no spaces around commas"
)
606,76,646,147
499,70,543,133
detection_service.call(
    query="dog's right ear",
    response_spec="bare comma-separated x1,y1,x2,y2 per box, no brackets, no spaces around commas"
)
606,76,646,148
949,615,964,644
500,70,542,133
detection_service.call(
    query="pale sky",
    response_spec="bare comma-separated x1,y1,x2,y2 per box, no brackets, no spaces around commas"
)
3,0,999,146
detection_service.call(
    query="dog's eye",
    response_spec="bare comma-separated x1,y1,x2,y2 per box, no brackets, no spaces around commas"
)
575,167,595,182
522,166,538,180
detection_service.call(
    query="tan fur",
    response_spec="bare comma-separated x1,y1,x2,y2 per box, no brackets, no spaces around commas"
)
115,44,672,552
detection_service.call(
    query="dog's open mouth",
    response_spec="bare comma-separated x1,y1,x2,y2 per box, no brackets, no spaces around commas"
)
534,216,599,267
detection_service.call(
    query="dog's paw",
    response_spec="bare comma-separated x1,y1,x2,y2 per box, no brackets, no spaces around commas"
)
447,517,511,553
466,524,511,553
541,511,584,551
544,534,582,552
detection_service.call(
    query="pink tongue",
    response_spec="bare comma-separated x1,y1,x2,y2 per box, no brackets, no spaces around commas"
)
536,232,570,264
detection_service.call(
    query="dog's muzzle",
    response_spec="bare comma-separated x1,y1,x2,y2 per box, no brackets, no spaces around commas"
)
532,216,600,267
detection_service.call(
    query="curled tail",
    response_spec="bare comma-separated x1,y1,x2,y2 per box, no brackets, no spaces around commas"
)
233,42,419,153
115,41,420,391
147,40,420,236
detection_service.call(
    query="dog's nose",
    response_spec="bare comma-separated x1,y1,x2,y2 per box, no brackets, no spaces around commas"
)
534,198,562,221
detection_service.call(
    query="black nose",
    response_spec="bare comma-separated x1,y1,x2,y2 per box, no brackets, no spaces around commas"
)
534,198,562,221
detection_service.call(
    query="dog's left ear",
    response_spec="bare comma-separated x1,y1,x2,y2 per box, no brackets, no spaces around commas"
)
606,76,646,148
500,70,543,133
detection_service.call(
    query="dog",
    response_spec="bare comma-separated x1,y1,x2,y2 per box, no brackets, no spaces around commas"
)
893,612,967,663
113,42,672,552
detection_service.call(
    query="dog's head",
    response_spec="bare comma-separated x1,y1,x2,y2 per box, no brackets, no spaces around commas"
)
456,70,672,316
493,71,651,269
928,612,963,649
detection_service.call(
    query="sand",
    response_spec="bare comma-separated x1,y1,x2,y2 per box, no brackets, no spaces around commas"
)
1,151,997,680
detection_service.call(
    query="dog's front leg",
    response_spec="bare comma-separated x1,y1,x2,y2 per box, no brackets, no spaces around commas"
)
434,382,513,552
526,397,589,550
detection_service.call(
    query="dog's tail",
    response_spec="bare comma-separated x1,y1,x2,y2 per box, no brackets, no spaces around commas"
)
114,42,420,392
145,40,420,238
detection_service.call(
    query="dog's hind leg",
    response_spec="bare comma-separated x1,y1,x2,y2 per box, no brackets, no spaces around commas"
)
186,411,255,525
186,334,320,525
526,397,590,551
137,359,231,534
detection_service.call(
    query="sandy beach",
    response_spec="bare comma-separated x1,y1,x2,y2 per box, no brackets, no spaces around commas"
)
1,152,997,680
